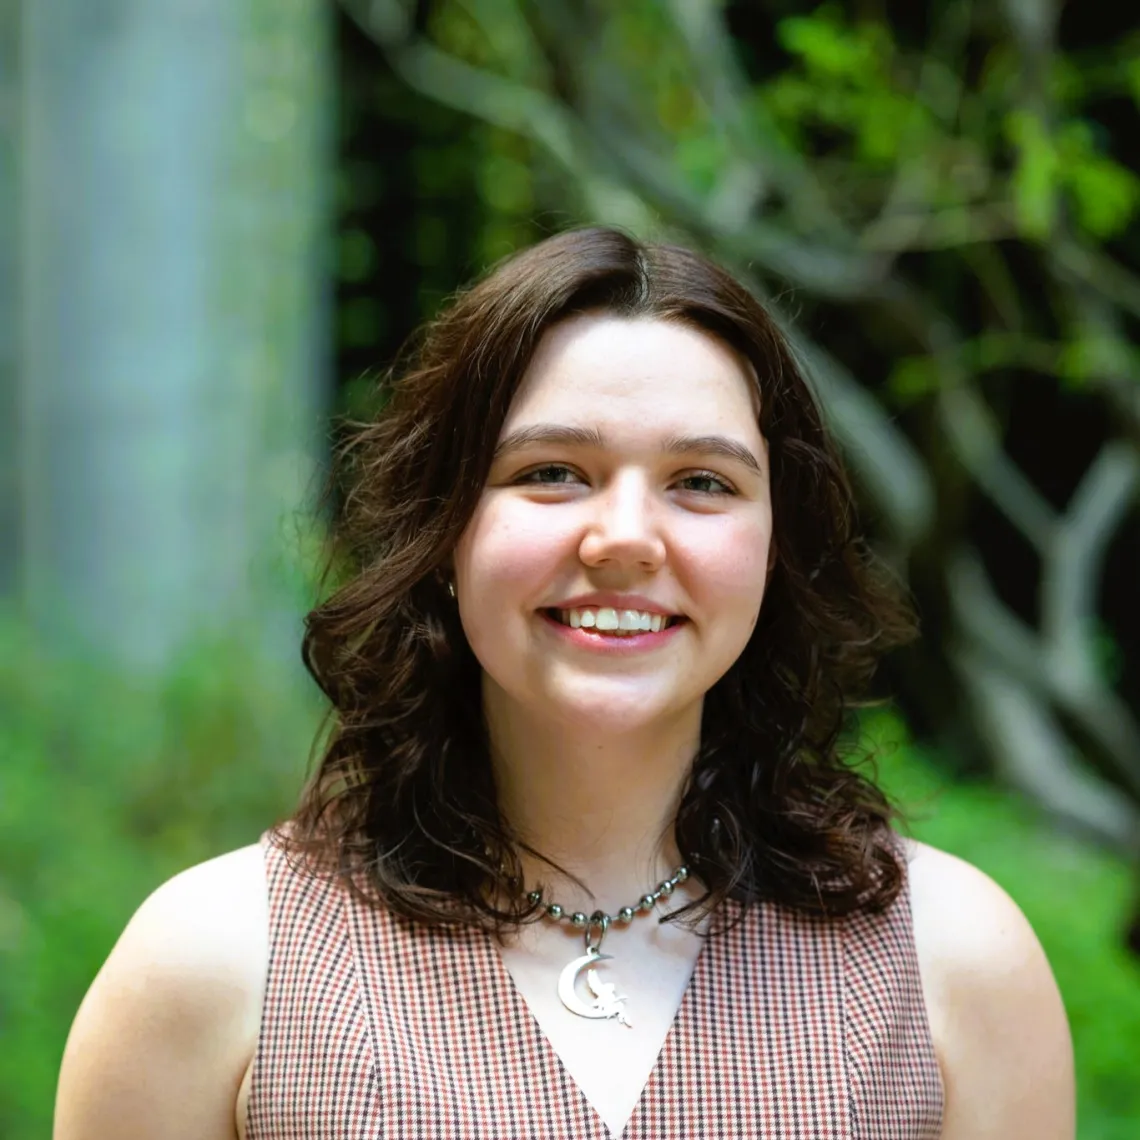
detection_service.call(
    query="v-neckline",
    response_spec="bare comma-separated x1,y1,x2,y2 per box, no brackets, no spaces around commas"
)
481,919,718,1139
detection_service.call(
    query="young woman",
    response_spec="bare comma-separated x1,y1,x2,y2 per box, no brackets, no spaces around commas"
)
55,228,1074,1139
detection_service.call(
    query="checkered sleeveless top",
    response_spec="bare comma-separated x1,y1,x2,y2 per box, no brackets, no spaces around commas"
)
245,830,944,1138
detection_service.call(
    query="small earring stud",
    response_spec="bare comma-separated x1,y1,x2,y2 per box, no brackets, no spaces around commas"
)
447,580,456,599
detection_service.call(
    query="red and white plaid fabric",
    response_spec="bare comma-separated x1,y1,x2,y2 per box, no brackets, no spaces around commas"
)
246,831,943,1138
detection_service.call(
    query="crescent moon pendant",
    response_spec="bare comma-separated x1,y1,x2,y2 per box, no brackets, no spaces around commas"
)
557,949,616,1018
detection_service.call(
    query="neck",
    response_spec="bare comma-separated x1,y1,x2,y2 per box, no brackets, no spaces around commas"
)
483,680,701,913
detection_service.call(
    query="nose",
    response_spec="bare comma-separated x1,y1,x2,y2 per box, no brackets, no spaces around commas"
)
578,472,666,572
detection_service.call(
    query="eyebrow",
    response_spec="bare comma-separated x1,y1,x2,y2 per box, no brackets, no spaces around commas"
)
492,424,764,476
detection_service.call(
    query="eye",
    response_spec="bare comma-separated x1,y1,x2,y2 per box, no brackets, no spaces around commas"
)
514,463,582,486
511,464,736,494
677,470,736,495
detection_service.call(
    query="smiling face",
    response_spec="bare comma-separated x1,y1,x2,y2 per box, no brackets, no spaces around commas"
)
452,312,774,738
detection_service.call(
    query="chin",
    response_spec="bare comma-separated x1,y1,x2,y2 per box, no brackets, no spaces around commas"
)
539,679,698,736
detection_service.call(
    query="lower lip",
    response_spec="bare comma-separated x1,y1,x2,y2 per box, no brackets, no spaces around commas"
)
538,610,686,652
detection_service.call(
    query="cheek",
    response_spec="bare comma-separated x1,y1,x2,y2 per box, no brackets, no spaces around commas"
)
455,501,569,607
692,518,772,606
453,505,570,681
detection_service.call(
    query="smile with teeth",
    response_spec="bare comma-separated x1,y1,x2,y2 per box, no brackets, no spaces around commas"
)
546,607,681,636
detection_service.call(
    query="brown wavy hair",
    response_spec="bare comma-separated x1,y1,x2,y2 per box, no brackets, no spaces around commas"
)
279,226,916,931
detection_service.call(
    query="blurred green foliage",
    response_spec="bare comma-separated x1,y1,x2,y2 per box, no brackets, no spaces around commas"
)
2,623,1136,1137
761,4,1140,241
0,613,321,1140
866,714,1140,1138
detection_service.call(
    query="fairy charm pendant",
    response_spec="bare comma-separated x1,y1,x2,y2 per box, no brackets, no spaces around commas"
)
556,925,633,1028
535,866,689,1028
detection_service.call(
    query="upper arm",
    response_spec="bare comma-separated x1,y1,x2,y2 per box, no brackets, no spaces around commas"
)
53,844,269,1140
906,840,1075,1140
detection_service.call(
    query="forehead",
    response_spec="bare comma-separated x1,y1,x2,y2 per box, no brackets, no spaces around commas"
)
504,313,762,437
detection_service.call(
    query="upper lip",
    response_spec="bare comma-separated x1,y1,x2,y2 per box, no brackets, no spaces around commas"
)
545,593,682,618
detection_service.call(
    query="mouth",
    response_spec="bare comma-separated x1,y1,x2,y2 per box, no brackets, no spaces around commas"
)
541,606,686,637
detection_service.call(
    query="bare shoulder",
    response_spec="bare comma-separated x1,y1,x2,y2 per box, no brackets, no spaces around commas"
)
899,837,1075,1140
54,843,270,1140
136,843,270,961
101,843,270,1016
903,838,1037,964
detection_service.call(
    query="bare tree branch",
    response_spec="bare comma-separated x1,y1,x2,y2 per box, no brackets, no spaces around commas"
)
859,203,1018,252
949,550,1140,839
1054,240,1140,323
355,0,415,45
947,549,1050,687
1043,441,1140,658
783,333,936,549
579,121,885,298
950,504,1140,802
999,0,1062,55
937,383,1057,550
952,640,1140,854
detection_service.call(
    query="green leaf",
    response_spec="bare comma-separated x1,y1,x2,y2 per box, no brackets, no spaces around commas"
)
1006,111,1060,239
778,11,878,82
1057,334,1139,388
1061,142,1140,239
1126,57,1140,108
674,133,730,196
888,356,939,404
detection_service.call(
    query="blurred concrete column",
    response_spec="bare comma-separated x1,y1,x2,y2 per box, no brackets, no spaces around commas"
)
20,0,332,667
0,1,18,599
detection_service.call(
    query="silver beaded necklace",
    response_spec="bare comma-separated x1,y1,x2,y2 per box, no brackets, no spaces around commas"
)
523,864,690,1028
